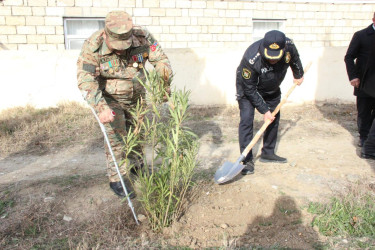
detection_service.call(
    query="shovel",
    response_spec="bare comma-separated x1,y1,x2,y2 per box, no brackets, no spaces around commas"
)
215,62,312,184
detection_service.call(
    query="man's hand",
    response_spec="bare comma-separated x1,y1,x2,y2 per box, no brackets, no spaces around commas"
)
350,78,360,88
264,111,275,123
99,109,115,124
293,76,304,86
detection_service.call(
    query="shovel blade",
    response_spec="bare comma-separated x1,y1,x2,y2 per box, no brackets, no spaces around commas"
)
214,160,245,184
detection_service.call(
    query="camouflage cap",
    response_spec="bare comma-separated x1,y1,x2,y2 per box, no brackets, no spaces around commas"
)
105,11,133,50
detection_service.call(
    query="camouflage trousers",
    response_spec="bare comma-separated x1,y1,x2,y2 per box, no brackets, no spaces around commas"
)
103,90,144,183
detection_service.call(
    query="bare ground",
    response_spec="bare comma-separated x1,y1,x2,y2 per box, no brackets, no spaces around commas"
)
1,102,375,249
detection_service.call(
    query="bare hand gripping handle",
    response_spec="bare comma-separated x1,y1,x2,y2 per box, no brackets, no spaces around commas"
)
215,62,312,184
241,62,312,159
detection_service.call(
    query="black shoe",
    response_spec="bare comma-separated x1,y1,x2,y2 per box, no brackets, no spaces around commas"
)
361,152,375,160
358,138,366,147
241,160,255,175
260,154,287,163
110,178,136,199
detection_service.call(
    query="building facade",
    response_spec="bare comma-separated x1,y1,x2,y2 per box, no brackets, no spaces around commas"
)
1,0,373,50
0,0,374,109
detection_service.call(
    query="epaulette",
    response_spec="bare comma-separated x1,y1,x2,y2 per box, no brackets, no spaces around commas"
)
132,26,148,37
86,29,104,52
248,52,261,65
286,38,294,45
133,25,156,44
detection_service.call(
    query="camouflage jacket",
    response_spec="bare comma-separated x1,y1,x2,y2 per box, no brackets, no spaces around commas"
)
77,26,172,113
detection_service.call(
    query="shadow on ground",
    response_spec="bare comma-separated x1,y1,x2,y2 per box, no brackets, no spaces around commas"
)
238,195,323,249
315,102,375,172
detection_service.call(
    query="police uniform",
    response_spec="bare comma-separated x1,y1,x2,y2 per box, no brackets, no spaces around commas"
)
77,11,172,184
236,30,303,164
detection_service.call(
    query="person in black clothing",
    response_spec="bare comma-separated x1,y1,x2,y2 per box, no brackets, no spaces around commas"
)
236,30,304,175
344,12,375,147
360,25,375,159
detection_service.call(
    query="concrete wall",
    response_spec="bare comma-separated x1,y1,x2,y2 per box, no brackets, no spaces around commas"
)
0,46,355,111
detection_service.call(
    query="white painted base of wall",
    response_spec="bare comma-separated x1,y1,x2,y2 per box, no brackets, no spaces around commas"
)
0,47,355,111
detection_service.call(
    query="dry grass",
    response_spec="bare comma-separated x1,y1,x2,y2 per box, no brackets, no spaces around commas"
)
0,101,192,248
0,175,146,249
0,102,102,157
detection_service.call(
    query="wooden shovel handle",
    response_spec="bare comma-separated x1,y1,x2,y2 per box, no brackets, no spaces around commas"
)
241,62,312,157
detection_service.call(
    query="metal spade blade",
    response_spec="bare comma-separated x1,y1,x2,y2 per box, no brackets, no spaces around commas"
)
214,157,245,184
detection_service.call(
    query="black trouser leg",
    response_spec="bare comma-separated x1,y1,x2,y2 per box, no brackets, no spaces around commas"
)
357,96,375,140
363,118,375,154
238,98,255,163
261,96,281,155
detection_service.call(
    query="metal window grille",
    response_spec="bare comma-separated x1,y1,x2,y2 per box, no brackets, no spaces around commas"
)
252,19,286,42
63,17,105,50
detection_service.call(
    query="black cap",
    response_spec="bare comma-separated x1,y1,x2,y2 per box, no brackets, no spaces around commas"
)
260,30,286,60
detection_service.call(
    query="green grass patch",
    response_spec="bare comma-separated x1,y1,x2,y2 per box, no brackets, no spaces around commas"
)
278,206,297,215
31,237,70,250
0,199,15,217
308,190,375,237
0,189,15,217
259,221,273,227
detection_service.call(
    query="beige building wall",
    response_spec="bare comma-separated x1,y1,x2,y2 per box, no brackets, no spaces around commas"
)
0,0,374,110
0,0,373,50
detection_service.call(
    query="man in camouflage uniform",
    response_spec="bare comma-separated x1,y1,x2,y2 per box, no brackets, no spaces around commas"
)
77,11,172,198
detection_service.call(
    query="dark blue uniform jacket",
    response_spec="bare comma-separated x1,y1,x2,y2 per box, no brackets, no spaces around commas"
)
236,38,304,114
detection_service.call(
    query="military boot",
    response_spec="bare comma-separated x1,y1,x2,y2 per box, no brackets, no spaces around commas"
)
110,176,136,199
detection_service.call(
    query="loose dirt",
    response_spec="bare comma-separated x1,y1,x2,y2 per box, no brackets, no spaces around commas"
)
1,102,374,249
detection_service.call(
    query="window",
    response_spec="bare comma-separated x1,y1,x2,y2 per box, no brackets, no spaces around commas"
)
63,17,105,50
252,19,285,42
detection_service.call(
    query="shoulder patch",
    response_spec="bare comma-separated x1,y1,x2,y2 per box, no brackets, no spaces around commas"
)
82,64,96,73
150,41,159,51
285,52,291,63
242,68,251,80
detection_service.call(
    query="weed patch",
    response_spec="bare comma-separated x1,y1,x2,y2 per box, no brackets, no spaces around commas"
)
0,189,15,218
0,176,141,249
308,182,375,246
